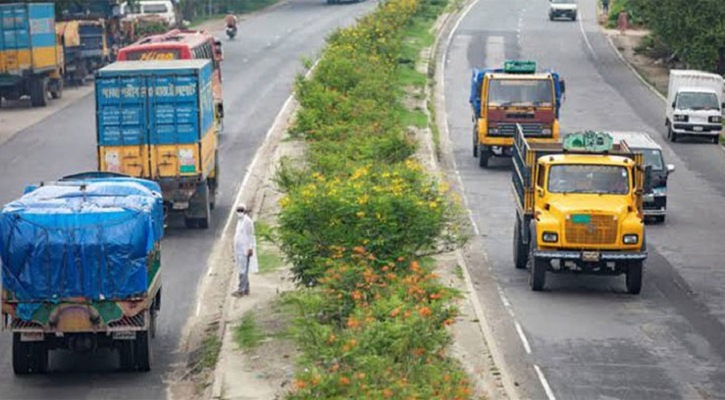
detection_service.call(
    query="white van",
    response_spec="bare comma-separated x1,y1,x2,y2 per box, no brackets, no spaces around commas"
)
121,1,177,27
665,70,723,144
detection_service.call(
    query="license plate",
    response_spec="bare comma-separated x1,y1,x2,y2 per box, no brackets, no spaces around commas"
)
112,331,137,341
571,214,591,224
582,251,600,262
20,332,44,342
693,126,703,132
172,202,189,210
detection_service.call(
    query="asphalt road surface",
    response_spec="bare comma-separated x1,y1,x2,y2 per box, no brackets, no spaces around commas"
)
444,0,725,399
0,1,375,398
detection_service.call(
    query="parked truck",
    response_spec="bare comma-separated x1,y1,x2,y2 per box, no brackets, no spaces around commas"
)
56,19,110,85
470,60,565,168
0,2,64,107
1,174,164,374
511,126,649,294
665,70,723,144
95,59,219,228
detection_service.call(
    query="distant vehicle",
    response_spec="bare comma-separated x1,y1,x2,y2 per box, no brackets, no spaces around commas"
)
549,0,578,21
1,174,164,374
121,0,177,27
117,29,225,129
0,3,64,107
95,60,219,229
512,128,648,294
665,70,723,144
470,60,565,168
608,132,675,223
226,25,237,40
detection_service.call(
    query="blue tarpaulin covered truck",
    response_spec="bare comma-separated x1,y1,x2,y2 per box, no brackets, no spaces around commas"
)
1,174,164,374
95,60,219,229
0,2,63,107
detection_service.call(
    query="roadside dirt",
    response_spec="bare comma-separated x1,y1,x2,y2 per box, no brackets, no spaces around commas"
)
603,27,669,96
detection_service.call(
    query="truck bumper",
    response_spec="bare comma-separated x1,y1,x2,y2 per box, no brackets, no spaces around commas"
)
672,123,721,136
533,249,647,262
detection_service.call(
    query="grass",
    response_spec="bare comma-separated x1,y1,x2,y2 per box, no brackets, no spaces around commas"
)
400,107,429,128
258,248,285,273
233,313,265,350
454,265,464,280
196,334,222,371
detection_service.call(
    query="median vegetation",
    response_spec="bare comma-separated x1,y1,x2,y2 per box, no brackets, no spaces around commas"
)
275,0,473,397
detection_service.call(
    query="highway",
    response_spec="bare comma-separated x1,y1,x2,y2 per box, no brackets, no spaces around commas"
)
0,1,375,398
443,0,725,399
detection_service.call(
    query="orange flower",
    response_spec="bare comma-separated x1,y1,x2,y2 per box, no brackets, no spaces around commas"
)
347,317,360,328
429,292,442,300
410,261,421,272
443,318,454,326
383,388,393,398
340,376,351,385
351,291,363,301
293,379,307,390
418,307,432,317
331,364,340,372
357,372,366,379
327,333,336,343
390,307,400,317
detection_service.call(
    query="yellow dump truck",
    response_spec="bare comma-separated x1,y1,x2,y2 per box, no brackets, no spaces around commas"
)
511,125,649,293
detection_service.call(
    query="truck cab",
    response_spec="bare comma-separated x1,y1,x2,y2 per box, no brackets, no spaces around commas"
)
512,127,648,294
470,60,565,168
609,131,674,223
665,70,723,144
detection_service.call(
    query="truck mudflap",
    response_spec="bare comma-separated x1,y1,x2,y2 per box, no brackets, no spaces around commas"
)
533,249,647,262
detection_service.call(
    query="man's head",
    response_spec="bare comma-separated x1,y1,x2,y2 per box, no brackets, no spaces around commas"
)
236,203,248,215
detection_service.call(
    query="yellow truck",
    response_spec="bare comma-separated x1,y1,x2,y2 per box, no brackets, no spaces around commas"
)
511,126,649,293
470,60,565,168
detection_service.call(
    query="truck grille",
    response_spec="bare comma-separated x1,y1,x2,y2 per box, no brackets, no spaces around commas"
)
493,123,546,137
565,214,618,245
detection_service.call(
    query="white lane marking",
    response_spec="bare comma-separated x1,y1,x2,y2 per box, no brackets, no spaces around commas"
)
514,321,532,354
485,36,506,68
577,11,597,60
194,60,320,318
534,364,557,400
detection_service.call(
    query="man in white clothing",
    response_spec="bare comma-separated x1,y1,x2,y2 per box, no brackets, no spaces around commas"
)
232,203,258,297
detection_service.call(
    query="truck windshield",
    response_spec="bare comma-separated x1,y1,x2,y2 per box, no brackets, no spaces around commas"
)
640,149,663,171
676,92,720,111
488,79,553,106
548,164,630,195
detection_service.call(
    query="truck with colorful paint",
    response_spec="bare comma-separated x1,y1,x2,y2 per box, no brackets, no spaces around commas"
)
95,59,218,228
0,2,63,107
511,126,649,294
1,174,164,374
470,60,565,168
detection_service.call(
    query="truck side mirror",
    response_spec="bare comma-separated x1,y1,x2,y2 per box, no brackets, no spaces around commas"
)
666,164,675,174
721,102,725,109
671,101,676,108
560,80,566,94
643,165,653,192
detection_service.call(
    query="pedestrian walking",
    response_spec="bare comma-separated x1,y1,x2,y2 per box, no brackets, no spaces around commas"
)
232,203,258,297
617,10,629,35
602,0,609,14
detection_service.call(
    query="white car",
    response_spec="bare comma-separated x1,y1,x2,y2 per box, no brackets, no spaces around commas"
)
121,1,177,27
549,0,578,21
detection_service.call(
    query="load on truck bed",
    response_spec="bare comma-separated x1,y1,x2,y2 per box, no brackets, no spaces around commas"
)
511,125,649,294
95,59,219,229
1,174,164,374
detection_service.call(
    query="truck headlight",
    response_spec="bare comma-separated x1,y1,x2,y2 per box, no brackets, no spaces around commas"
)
488,127,499,134
542,232,558,243
623,234,638,244
541,128,552,135
709,115,722,123
673,114,688,122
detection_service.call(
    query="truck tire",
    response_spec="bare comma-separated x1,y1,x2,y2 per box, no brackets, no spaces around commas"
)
478,146,490,168
134,331,152,372
184,184,211,229
625,261,643,295
667,126,677,142
528,236,546,291
12,333,48,374
29,77,48,107
49,78,63,99
513,217,528,269
711,135,720,144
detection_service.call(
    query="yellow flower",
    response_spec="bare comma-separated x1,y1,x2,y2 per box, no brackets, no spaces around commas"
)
356,211,366,218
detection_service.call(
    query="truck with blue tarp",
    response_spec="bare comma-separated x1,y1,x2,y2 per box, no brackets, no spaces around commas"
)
1,174,164,374
95,59,219,228
0,2,63,107
470,60,565,168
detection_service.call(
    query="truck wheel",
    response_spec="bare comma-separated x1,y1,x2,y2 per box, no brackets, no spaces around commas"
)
625,261,643,295
12,333,48,374
513,218,528,269
185,184,211,229
528,241,546,291
478,147,490,168
667,126,677,142
49,78,63,99
712,135,720,144
29,77,48,107
134,331,152,372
